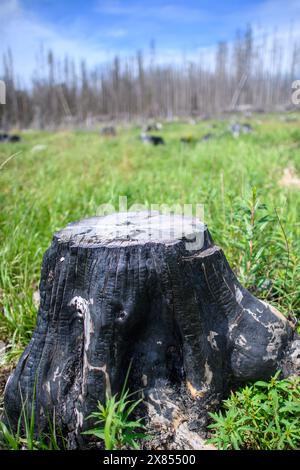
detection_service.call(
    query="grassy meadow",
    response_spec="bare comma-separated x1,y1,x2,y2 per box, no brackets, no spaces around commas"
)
0,115,300,449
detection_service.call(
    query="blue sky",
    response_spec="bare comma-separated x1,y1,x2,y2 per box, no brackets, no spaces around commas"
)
1,0,300,80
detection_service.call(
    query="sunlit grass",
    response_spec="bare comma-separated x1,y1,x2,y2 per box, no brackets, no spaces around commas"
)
0,116,299,353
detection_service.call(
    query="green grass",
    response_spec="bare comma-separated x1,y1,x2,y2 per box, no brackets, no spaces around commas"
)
0,385,65,450
82,363,147,450
207,372,300,450
0,115,300,356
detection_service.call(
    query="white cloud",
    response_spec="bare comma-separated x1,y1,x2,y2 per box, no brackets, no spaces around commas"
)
0,0,116,83
1,0,300,83
95,1,209,23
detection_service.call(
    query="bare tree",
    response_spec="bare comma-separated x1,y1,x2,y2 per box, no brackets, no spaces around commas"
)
0,26,298,129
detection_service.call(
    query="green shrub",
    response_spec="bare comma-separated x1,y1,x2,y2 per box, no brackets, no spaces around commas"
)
208,372,300,450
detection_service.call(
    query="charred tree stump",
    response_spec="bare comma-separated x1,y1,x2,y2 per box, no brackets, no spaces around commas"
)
3,212,300,449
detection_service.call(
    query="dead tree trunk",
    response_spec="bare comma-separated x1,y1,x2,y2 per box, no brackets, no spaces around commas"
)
3,212,300,449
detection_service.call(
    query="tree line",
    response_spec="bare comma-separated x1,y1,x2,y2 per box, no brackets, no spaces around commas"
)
1,27,299,129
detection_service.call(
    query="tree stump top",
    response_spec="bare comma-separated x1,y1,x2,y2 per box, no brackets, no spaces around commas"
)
55,211,210,250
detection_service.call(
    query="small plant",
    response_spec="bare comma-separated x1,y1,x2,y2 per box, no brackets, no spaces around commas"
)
226,187,300,321
229,187,276,287
82,366,147,450
207,372,300,450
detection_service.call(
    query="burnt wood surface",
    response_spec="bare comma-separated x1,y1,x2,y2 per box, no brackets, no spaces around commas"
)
3,212,300,449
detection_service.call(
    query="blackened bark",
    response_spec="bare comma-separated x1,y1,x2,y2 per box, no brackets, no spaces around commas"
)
3,212,300,449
